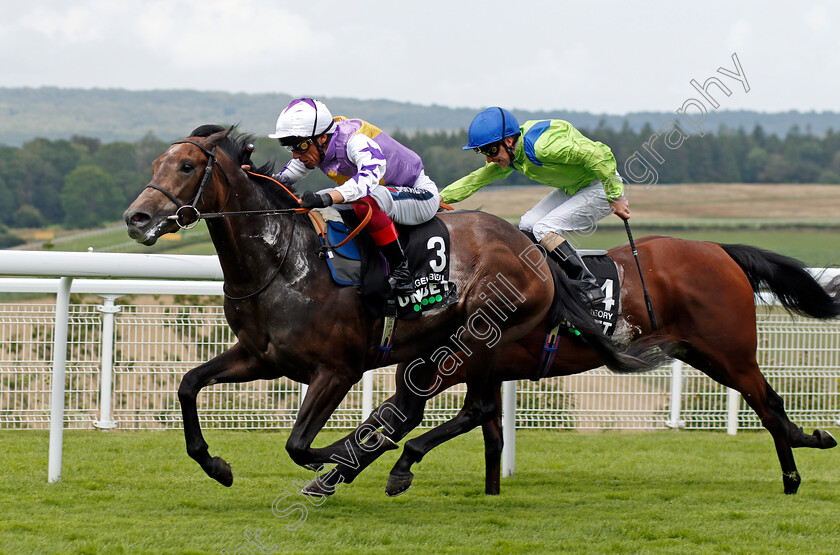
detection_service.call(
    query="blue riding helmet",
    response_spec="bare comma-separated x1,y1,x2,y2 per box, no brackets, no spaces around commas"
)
463,107,521,150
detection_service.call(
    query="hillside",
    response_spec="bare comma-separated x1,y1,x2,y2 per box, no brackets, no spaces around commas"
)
2,87,838,146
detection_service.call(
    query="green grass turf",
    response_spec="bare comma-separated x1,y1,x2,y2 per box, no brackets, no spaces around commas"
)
1,429,838,554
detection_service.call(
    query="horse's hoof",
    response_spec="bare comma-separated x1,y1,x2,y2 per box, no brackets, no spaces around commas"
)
815,429,837,449
385,471,414,497
301,478,334,498
783,471,801,495
209,456,233,487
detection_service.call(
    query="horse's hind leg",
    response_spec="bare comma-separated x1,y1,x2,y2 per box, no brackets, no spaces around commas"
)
770,380,838,450
743,375,837,494
685,350,823,494
730,371,835,493
387,350,501,496
178,343,270,486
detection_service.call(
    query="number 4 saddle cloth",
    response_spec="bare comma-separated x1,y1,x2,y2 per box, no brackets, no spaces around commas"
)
312,207,458,320
532,250,620,380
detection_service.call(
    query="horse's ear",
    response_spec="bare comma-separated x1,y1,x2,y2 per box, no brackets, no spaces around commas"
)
207,128,228,147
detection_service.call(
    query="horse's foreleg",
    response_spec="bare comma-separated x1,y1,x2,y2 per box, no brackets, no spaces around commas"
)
299,392,408,468
178,344,270,486
300,361,439,497
481,386,504,495
284,369,356,468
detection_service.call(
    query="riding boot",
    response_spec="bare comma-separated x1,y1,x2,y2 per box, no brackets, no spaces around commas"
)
542,233,605,307
379,240,415,296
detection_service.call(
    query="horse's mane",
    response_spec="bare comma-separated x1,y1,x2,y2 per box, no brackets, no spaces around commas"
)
188,124,298,202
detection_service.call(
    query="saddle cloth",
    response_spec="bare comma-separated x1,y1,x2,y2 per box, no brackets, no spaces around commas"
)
532,248,621,380
579,251,620,337
316,207,458,320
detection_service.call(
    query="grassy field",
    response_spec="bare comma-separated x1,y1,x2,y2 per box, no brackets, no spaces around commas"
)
2,429,839,554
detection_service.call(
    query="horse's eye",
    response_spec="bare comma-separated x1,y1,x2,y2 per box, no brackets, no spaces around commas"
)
180,162,195,173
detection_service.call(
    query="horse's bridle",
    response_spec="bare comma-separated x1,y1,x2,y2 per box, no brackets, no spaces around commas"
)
146,139,310,230
142,137,372,300
142,139,235,229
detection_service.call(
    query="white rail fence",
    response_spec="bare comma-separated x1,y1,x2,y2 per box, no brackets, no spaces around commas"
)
1,251,839,482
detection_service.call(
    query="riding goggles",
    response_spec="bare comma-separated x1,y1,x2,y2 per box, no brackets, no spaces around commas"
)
474,142,501,157
279,137,313,154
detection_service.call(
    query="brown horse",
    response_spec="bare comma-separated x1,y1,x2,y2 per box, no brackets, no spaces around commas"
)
122,126,654,487
309,236,840,496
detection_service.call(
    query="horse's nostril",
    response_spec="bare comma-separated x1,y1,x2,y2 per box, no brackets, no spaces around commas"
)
125,211,150,226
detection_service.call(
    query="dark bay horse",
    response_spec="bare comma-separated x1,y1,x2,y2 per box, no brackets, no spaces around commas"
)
122,126,654,487
309,236,840,496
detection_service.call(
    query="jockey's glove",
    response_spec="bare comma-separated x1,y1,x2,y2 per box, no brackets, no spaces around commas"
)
301,191,334,209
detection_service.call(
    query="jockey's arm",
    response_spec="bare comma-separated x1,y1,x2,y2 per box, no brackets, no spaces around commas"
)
331,134,387,203
272,158,311,185
537,131,625,202
439,163,513,203
327,189,346,204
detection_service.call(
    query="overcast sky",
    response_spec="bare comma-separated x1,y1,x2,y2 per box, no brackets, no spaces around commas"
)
2,1,838,115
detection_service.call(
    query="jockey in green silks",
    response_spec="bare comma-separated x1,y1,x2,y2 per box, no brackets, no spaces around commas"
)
440,107,631,307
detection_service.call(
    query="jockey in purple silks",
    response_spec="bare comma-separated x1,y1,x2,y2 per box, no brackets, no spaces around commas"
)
267,98,440,295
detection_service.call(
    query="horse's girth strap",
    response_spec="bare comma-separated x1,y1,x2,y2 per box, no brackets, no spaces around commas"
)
533,324,562,380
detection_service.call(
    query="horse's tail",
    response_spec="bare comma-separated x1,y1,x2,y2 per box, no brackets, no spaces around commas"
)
546,262,665,374
719,243,840,319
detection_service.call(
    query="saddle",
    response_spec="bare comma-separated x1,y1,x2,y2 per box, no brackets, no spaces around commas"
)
311,207,458,320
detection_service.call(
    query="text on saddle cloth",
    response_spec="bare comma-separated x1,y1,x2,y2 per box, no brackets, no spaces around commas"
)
532,253,620,380
314,207,458,320
580,253,620,337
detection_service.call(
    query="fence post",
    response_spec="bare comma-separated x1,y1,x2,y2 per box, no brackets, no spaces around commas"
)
501,380,517,477
726,388,740,435
48,276,73,483
666,359,686,429
361,370,374,421
94,295,122,430
299,382,308,409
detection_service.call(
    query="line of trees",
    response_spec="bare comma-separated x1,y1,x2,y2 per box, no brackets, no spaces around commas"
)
392,122,840,187
0,133,170,245
1,122,839,243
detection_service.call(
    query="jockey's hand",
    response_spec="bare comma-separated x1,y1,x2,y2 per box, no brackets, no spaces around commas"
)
610,197,630,220
301,191,334,209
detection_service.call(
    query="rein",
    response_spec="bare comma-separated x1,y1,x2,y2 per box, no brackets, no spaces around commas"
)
246,171,372,250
